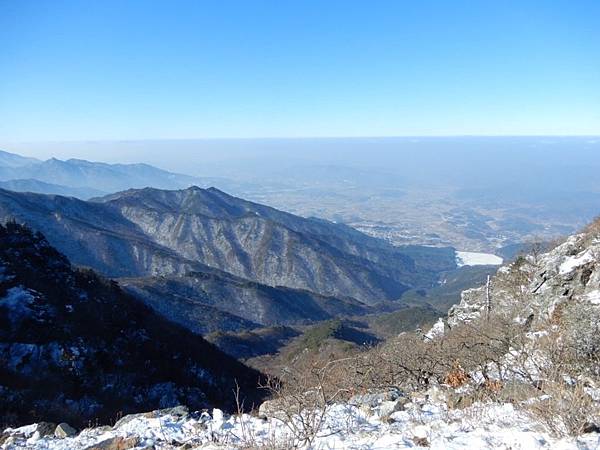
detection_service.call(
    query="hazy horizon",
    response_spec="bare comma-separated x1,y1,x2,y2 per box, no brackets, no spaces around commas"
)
1,135,599,176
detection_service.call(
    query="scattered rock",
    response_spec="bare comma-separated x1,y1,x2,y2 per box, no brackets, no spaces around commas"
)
212,408,224,423
158,405,189,418
446,393,475,410
1,436,15,448
413,436,430,447
84,436,140,450
54,422,77,438
113,413,147,429
424,386,447,404
378,398,409,418
26,431,41,445
411,425,430,447
0,433,10,446
258,399,288,421
35,422,57,437
349,388,404,408
582,422,600,434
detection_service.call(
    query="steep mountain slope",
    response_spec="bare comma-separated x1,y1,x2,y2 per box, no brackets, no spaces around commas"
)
97,186,455,277
0,223,265,427
0,187,456,305
121,272,368,334
96,186,456,302
0,188,192,277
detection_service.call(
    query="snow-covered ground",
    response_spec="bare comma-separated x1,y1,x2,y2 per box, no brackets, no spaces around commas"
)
456,251,503,267
4,395,599,450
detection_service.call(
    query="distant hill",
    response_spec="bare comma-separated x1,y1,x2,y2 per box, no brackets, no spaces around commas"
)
0,149,40,168
0,149,205,198
0,178,105,199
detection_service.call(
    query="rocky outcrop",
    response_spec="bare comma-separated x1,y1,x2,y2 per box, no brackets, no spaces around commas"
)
54,423,77,438
448,230,600,329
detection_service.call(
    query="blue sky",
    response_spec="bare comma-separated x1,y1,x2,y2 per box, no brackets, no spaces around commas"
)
1,0,599,141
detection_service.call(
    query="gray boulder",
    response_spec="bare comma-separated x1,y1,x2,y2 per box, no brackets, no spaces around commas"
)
83,436,139,450
258,399,288,421
54,422,77,438
378,398,409,418
349,388,404,408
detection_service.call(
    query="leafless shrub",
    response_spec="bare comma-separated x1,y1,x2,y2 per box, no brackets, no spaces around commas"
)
229,382,295,450
257,357,359,447
337,311,528,394
560,301,600,375
528,380,597,436
514,301,600,436
583,216,600,240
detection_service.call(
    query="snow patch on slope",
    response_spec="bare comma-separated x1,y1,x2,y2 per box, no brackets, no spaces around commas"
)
583,290,600,305
5,401,599,450
425,318,445,340
0,286,36,322
559,249,595,274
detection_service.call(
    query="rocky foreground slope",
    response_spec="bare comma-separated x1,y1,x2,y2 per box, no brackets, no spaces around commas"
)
5,221,600,449
0,223,265,428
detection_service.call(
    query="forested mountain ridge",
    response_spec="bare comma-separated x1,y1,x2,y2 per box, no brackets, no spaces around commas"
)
0,222,265,427
0,186,456,305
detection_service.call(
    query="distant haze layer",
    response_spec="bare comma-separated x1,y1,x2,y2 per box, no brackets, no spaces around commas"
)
2,137,599,252
2,137,599,189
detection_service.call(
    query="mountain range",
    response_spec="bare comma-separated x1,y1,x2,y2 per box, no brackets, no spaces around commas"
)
0,185,456,333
